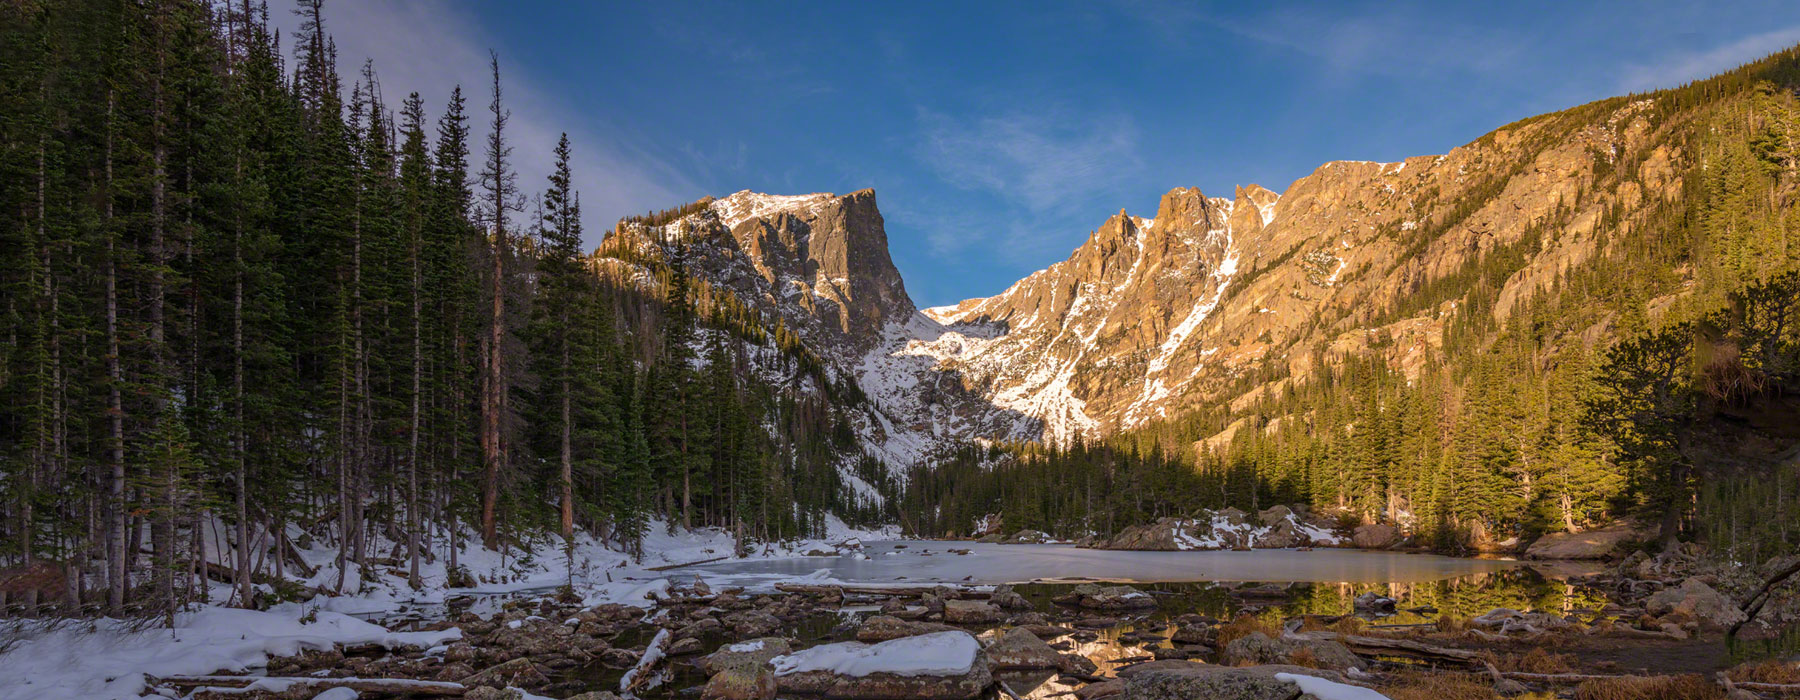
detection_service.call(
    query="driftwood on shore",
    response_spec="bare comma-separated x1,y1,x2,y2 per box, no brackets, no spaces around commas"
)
1298,630,1485,664
1481,669,1800,695
154,675,466,696
645,556,731,572
774,582,991,598
1732,556,1800,637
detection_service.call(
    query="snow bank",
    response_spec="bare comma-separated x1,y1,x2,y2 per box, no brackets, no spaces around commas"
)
0,604,459,700
772,631,979,678
1274,672,1392,700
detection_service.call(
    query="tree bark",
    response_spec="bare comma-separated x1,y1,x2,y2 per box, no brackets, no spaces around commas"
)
104,91,127,613
479,54,509,551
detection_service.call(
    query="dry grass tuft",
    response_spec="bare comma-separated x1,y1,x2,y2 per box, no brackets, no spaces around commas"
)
1379,670,1497,700
1331,616,1367,635
1572,674,1723,700
1215,614,1279,648
1285,645,1320,669
1493,647,1578,674
1728,659,1800,684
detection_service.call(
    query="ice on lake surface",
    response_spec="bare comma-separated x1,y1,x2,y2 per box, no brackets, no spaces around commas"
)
680,540,1537,588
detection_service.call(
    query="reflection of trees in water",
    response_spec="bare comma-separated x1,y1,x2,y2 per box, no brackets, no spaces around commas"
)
1023,568,1606,626
1268,568,1609,622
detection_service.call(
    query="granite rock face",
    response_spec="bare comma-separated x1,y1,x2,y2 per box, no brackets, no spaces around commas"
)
609,97,1686,465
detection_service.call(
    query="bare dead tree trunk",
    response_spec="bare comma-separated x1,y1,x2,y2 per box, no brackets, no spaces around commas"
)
479,52,512,550
408,222,423,590
149,7,177,617
104,91,127,613
234,166,251,607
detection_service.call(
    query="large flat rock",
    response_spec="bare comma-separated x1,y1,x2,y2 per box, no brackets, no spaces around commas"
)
1524,521,1651,560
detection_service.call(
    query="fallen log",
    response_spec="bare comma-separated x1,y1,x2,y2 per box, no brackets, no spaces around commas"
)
1058,670,1109,684
646,556,730,572
774,583,991,598
1736,679,1800,693
154,675,465,696
154,553,329,599
1731,556,1800,638
1300,631,1484,664
653,594,720,605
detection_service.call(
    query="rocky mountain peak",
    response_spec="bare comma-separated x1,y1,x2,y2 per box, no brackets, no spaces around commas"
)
621,188,915,354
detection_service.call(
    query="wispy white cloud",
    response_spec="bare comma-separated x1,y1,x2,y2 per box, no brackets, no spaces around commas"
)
1117,1,1526,81
911,107,1140,258
1619,25,1800,92
269,0,700,247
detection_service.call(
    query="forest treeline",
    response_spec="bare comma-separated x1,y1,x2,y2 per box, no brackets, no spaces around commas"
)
0,0,887,616
902,55,1800,560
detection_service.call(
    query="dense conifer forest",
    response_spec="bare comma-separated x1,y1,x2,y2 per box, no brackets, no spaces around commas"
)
0,0,888,615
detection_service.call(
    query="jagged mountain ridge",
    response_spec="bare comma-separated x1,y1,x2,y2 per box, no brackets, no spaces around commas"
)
605,190,1042,468
606,93,1687,459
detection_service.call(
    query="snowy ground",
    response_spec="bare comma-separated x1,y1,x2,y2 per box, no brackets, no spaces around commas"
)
0,605,460,700
0,517,896,700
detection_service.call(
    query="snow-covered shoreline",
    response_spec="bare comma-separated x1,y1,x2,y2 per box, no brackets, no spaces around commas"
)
0,518,896,700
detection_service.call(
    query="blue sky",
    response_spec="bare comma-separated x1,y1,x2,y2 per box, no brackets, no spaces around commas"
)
290,1,1800,307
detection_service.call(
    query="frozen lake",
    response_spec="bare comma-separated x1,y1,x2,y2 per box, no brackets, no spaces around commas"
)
681,540,1539,588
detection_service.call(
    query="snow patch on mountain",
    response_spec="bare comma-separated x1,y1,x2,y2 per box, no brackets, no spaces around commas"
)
1122,198,1241,427
712,189,836,229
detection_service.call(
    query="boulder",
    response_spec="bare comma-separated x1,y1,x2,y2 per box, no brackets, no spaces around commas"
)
976,534,1004,544
772,631,991,700
435,662,476,682
484,617,577,656
1257,505,1294,527
1353,591,1396,613
703,664,779,700
856,615,960,642
1646,578,1747,630
1003,529,1051,545
943,599,1003,624
675,617,723,640
598,648,641,668
723,609,781,638
985,627,1065,670
1062,652,1099,675
1351,523,1401,549
1117,662,1353,700
465,689,525,700
563,693,623,700
1251,519,1306,549
1101,518,1185,550
1054,583,1158,609
1074,680,1125,700
460,658,549,689
1220,632,1365,672
699,637,793,675
1524,521,1652,560
989,584,1032,610
1170,624,1213,645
